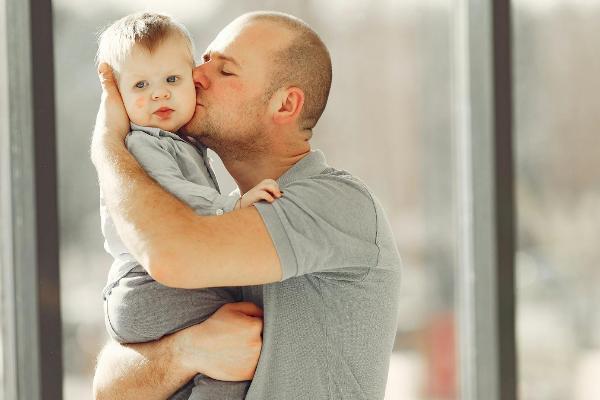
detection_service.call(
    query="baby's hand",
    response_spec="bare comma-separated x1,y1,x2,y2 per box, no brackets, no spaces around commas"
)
237,179,282,208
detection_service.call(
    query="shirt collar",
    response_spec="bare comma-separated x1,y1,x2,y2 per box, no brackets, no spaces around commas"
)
130,122,184,141
129,122,207,155
277,149,329,186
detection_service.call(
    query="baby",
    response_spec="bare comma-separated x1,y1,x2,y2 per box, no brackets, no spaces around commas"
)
96,12,277,400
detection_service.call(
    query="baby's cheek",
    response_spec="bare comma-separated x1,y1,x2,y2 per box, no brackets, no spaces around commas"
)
135,96,146,108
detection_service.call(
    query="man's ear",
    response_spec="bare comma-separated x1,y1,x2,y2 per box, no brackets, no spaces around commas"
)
271,87,305,125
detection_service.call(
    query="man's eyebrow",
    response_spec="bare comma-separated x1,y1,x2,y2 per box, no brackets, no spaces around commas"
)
202,51,240,66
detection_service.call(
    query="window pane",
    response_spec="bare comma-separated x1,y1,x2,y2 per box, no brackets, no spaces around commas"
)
513,1,600,399
53,1,457,398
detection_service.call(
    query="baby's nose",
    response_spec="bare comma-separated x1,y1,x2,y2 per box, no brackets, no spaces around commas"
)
152,89,171,100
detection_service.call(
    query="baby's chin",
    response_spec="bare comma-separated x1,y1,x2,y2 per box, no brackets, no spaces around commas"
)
175,110,199,134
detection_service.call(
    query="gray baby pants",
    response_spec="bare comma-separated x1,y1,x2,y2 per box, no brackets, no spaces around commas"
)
103,269,251,399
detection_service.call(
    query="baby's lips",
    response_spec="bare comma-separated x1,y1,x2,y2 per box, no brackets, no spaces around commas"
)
153,108,175,119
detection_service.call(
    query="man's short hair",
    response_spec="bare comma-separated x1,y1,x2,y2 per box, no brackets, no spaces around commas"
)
244,12,333,131
96,12,195,77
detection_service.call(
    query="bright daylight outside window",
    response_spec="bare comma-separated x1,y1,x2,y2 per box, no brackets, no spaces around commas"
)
513,0,600,399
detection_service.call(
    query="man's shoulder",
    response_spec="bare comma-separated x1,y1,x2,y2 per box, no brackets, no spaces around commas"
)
274,167,378,242
285,167,375,208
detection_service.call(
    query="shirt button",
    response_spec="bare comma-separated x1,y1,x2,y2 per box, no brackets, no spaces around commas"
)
216,209,224,216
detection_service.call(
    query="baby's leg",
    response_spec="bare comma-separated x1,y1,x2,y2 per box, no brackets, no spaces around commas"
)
188,376,250,400
104,269,241,343
104,269,252,400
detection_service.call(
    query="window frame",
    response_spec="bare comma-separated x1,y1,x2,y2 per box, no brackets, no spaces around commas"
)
452,0,517,399
0,0,63,399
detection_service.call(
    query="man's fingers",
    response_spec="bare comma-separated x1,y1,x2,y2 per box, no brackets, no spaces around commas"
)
97,63,120,96
226,301,264,318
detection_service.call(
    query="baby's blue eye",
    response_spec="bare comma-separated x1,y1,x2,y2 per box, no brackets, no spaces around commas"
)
134,81,148,89
166,75,179,83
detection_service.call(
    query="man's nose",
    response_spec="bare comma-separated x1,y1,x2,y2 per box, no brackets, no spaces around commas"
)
152,88,171,100
193,65,210,90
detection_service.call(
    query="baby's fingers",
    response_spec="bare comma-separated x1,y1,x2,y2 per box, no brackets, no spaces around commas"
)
257,190,276,203
259,179,282,198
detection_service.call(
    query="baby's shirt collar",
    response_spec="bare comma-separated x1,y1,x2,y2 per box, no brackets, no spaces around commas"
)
129,122,181,141
129,122,207,155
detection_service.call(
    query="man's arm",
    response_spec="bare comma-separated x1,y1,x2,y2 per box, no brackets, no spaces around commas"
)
93,302,264,400
91,64,282,289
93,338,190,400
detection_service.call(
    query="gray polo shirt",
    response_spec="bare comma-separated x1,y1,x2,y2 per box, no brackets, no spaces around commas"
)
243,150,402,400
102,137,401,399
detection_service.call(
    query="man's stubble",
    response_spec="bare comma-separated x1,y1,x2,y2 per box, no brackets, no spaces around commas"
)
188,99,271,162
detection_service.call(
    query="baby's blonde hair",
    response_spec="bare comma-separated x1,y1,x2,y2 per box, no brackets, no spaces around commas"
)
96,12,195,77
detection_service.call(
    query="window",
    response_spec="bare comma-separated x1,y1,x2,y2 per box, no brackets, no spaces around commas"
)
513,1,600,399
1,1,62,399
6,0,566,399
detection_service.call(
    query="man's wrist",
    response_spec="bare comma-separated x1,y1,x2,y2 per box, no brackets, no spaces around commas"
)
169,324,209,377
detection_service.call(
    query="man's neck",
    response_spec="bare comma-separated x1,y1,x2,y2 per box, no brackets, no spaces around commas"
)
222,147,310,194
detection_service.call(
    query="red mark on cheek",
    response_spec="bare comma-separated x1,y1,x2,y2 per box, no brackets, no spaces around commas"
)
135,97,146,108
229,81,244,92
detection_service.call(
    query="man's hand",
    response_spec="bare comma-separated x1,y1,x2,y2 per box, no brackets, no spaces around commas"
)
93,302,264,400
174,302,264,381
237,178,282,209
91,63,130,164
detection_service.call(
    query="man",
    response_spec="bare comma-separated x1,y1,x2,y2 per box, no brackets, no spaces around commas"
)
92,11,401,400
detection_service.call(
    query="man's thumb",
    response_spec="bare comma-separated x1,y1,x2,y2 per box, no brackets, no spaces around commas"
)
228,301,264,318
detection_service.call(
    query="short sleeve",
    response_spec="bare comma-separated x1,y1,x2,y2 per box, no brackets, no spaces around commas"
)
254,175,380,280
126,131,238,215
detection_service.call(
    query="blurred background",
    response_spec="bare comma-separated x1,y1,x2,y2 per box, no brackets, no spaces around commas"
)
10,0,596,398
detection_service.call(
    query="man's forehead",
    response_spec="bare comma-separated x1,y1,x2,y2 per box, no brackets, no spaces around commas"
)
204,19,291,62
210,19,245,47
204,19,248,59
